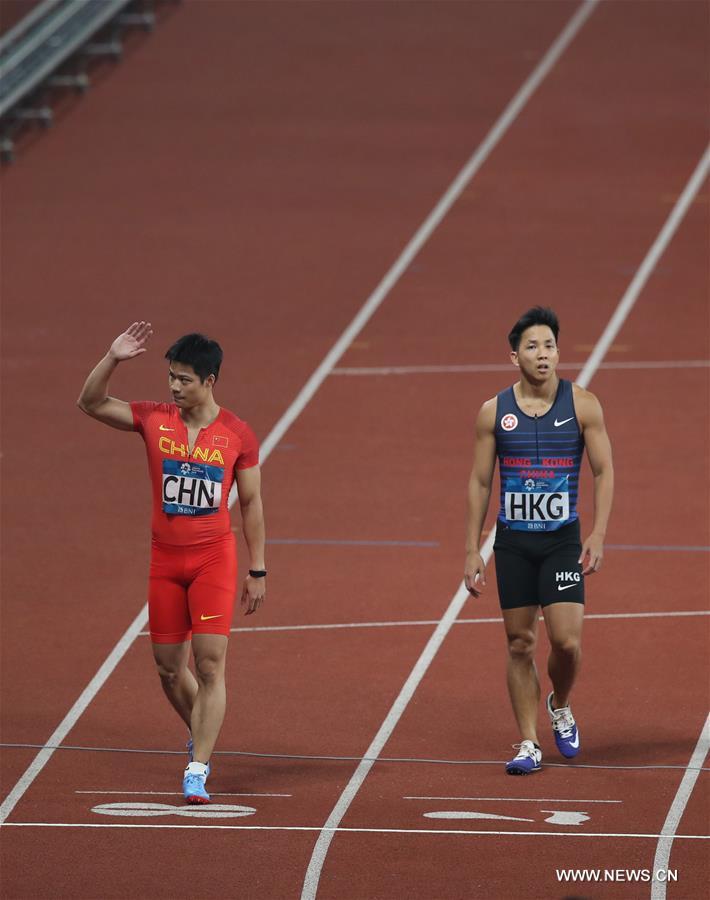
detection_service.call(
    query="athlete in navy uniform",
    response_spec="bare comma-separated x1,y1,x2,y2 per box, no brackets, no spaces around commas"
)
464,307,614,774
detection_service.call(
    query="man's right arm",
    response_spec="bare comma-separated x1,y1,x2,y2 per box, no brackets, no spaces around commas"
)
77,321,152,431
464,398,497,597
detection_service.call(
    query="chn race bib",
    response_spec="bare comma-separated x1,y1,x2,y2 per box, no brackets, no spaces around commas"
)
162,460,223,516
503,475,570,531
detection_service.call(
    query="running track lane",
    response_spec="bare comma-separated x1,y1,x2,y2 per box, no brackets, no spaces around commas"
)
0,0,584,770
1,0,595,892
295,0,710,893
1,1,710,900
0,0,581,791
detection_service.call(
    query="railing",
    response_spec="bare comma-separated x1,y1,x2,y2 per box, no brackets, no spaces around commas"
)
0,0,170,162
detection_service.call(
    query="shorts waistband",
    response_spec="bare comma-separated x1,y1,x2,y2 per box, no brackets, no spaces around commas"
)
496,517,580,536
150,531,234,551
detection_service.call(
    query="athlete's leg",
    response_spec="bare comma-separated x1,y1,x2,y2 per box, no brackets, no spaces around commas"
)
542,601,584,708
185,535,237,764
502,605,542,744
189,633,228,764
495,532,542,744
148,544,196,727
152,640,198,728
539,530,585,709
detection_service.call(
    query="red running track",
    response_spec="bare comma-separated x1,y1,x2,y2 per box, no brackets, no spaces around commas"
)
1,1,708,898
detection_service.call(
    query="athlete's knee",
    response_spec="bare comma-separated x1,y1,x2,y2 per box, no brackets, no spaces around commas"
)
507,632,536,662
152,647,186,685
154,660,182,686
549,633,581,657
194,653,224,686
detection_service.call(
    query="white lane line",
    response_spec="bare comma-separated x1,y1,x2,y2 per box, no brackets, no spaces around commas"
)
142,608,710,637
2,823,708,839
651,714,710,900
75,790,291,798
228,609,708,633
0,604,148,825
577,144,710,388
259,537,439,547
605,545,709,551
331,360,710,376
582,611,710,621
301,102,710,900
230,609,708,633
404,796,622,804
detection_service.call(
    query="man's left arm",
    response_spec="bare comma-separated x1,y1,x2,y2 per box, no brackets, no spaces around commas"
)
235,465,266,615
575,386,614,576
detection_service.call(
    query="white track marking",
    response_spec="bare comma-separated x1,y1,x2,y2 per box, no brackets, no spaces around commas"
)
91,802,256,819
651,714,710,900
577,145,710,389
604,545,709,551
2,823,708,839
231,608,708,633
142,608,709,637
331,360,710,376
424,811,534,822
0,604,148,824
405,796,621,804
301,111,710,900
581,610,710,621
77,791,286,798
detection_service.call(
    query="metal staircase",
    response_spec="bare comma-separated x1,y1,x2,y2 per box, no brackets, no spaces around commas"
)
0,0,175,162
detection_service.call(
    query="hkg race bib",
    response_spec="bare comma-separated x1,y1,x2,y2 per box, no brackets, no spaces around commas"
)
162,460,223,516
503,475,570,531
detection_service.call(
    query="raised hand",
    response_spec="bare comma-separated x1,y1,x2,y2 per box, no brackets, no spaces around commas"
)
109,321,153,362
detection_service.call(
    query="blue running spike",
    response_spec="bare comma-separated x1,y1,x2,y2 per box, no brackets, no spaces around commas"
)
546,692,580,758
183,770,210,804
505,740,542,775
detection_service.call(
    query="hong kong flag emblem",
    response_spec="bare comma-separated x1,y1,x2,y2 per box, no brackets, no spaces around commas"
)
213,435,229,448
501,414,518,432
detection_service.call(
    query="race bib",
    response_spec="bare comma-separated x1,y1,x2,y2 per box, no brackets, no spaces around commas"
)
162,460,223,516
504,475,570,531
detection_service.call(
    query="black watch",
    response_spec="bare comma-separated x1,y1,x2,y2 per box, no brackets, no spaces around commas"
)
249,569,267,578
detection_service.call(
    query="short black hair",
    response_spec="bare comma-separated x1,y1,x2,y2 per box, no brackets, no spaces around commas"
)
165,333,223,383
508,307,559,351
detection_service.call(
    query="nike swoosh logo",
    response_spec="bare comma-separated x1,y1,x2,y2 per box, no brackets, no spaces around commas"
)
200,614,222,621
569,733,580,748
554,417,575,427
159,425,174,432
557,583,578,591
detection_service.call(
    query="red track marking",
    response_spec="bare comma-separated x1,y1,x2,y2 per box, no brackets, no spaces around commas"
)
1,1,708,898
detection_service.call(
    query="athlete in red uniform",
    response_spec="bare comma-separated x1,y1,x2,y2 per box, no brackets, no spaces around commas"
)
78,322,266,803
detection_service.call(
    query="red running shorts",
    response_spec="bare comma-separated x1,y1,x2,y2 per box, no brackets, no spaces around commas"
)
148,532,237,643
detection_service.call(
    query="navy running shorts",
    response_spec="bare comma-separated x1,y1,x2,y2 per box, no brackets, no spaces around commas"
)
493,519,585,609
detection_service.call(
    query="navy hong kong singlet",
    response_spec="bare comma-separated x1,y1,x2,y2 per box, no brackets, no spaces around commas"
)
495,379,584,532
